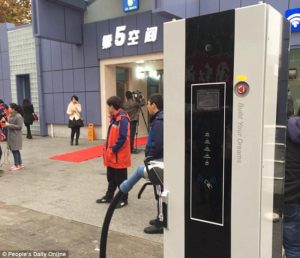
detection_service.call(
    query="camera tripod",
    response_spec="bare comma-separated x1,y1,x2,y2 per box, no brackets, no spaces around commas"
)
132,103,148,153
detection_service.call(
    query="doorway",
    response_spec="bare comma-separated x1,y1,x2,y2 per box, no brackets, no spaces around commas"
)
16,74,31,105
116,67,129,100
100,53,163,139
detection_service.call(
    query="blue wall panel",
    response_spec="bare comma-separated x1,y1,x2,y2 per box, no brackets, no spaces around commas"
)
290,32,300,46
0,81,3,98
83,23,98,67
97,20,111,60
65,7,83,44
44,94,54,122
72,45,84,69
36,0,66,42
32,0,83,44
0,55,3,80
50,41,62,71
172,0,187,17
41,39,52,72
267,0,288,14
157,0,186,17
152,14,165,53
63,93,71,123
220,0,240,11
73,68,85,92
85,67,99,92
241,0,260,7
86,91,101,124
52,71,63,93
3,80,11,103
1,52,10,80
123,14,138,57
0,25,8,52
186,0,200,17
109,17,124,58
137,12,152,54
61,43,73,70
200,0,220,15
53,93,65,123
42,72,53,93
289,0,300,8
62,70,74,92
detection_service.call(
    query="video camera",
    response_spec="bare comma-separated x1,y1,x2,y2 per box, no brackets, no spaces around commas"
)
132,90,143,103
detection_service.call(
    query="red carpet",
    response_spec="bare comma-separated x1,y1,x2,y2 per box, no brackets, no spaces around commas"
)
50,137,148,163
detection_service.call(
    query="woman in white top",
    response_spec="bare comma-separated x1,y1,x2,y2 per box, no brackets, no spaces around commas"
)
67,95,82,145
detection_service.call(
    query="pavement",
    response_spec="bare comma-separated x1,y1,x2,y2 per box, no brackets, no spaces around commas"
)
0,136,163,258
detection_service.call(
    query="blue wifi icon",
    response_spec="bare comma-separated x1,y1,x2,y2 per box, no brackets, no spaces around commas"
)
286,8,300,31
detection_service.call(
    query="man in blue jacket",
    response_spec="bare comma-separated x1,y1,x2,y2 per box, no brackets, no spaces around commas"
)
145,94,163,159
131,93,164,234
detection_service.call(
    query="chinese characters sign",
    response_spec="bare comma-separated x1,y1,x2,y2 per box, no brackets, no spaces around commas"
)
101,25,158,50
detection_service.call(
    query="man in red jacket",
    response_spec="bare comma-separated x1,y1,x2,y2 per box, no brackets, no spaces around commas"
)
96,96,131,208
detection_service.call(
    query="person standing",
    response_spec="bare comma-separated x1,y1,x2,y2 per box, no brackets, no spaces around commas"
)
129,93,164,234
284,109,300,258
67,95,82,146
22,99,34,139
96,96,131,208
1,103,24,171
0,99,8,165
123,91,145,153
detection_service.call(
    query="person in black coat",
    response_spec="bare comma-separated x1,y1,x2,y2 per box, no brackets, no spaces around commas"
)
22,99,34,139
284,109,300,258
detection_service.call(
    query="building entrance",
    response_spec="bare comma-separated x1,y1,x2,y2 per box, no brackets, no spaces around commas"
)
16,74,31,105
100,53,163,139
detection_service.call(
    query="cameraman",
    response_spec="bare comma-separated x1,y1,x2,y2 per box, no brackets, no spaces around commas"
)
123,91,145,153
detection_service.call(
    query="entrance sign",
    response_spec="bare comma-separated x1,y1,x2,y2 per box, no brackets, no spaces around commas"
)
101,26,158,50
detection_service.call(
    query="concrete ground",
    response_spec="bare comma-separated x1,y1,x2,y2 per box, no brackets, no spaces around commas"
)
0,136,163,258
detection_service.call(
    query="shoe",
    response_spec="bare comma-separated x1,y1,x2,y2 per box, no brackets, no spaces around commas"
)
75,140,79,146
27,135,32,139
264,212,280,223
9,165,20,171
96,196,111,204
116,200,128,209
18,164,25,169
144,225,163,234
149,218,161,226
70,140,73,146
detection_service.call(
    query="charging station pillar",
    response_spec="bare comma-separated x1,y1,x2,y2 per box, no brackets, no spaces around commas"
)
164,4,289,258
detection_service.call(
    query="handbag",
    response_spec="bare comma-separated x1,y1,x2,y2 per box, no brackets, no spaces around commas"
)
78,117,84,127
68,118,84,128
32,113,38,121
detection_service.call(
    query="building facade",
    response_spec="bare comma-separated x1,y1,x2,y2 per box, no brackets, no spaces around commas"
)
0,0,299,138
